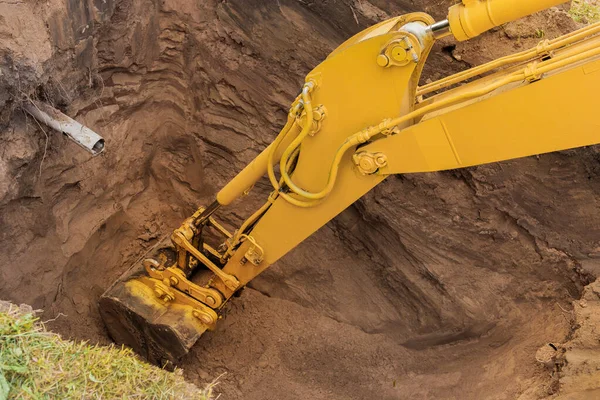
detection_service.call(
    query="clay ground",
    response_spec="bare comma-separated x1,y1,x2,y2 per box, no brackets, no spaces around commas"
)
1,1,600,399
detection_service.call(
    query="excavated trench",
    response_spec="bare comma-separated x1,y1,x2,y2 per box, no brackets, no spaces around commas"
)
1,0,600,399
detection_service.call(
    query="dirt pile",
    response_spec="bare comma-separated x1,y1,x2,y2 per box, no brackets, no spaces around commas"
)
1,1,600,399
552,278,600,399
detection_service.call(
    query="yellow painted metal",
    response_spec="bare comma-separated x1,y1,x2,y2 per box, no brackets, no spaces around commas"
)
211,13,436,295
172,230,240,291
215,13,600,295
215,12,434,208
144,262,223,308
364,33,600,173
419,20,600,96
364,54,600,174
448,0,567,41
216,126,299,206
129,276,219,329
330,13,433,59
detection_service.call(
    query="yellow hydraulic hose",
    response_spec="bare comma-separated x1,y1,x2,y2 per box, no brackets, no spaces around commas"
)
263,82,324,208
226,147,304,258
418,20,600,96
276,82,348,202
278,84,320,195
273,74,528,207
267,109,298,191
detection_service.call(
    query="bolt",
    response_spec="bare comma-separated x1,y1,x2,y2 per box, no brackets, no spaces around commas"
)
169,276,179,286
193,310,214,325
359,157,376,174
205,296,216,306
391,46,408,63
154,287,173,302
376,54,390,67
313,108,324,122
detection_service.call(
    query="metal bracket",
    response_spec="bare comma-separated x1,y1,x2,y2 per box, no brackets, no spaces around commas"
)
241,234,265,266
524,61,542,82
353,152,388,175
377,34,421,68
298,104,327,136
136,275,219,329
171,230,241,291
143,259,224,308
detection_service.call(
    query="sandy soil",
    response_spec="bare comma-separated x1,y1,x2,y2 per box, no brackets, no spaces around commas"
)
1,1,600,399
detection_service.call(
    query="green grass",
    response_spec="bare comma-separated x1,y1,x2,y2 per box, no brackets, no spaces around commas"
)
0,303,216,399
570,0,600,23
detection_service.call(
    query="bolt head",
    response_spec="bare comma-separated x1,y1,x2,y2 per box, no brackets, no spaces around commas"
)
359,157,376,174
193,310,214,325
376,54,390,67
391,46,408,63
313,109,324,122
205,296,216,306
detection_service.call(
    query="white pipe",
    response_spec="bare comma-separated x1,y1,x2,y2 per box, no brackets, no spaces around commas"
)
24,101,105,155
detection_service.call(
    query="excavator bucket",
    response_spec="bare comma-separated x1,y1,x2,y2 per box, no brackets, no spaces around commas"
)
99,281,204,366
99,236,219,365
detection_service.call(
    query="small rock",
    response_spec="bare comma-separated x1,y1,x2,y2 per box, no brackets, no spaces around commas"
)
137,232,159,242
535,344,557,368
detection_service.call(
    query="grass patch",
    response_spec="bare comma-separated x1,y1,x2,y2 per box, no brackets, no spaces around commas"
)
570,0,600,23
0,302,216,399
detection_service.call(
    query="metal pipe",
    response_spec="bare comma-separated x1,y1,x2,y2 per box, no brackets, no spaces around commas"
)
24,101,105,155
428,19,451,39
193,200,221,227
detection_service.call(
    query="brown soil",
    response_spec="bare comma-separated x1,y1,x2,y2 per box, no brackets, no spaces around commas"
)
1,1,600,399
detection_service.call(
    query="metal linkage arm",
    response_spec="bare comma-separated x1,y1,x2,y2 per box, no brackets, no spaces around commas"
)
360,36,600,175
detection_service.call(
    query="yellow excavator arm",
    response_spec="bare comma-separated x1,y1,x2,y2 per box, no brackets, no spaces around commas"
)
100,0,600,364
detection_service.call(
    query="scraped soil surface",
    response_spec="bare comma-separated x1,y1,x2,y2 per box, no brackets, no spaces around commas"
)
1,1,600,399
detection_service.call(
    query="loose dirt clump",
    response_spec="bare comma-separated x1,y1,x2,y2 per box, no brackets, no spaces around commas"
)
1,1,600,399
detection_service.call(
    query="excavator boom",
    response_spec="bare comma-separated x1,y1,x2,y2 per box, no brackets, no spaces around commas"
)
99,0,600,364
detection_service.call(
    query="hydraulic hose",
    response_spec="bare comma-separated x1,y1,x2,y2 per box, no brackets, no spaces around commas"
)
276,82,346,202
267,103,302,191
418,20,600,96
265,82,323,208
